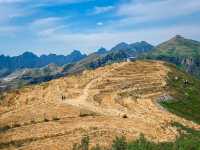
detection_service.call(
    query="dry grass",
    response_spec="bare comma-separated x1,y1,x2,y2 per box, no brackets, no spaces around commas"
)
0,60,199,150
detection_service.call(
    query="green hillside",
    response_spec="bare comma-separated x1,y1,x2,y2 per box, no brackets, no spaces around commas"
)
145,35,200,78
148,35,200,57
162,63,200,124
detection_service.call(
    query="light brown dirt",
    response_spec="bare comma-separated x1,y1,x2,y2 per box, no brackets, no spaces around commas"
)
0,60,199,150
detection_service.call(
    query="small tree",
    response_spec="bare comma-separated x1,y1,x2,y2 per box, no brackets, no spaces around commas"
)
112,136,128,150
81,135,90,150
73,135,90,150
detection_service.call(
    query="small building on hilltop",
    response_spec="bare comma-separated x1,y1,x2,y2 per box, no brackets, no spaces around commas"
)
126,57,137,62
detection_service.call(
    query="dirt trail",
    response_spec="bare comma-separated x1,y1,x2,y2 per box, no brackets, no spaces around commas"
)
62,62,128,117
61,61,200,129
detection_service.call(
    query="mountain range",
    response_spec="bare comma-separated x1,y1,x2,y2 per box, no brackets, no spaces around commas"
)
1,35,200,149
0,41,153,92
65,41,154,74
1,35,200,92
0,50,86,78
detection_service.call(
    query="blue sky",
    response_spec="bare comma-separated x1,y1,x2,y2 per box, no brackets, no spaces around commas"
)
0,0,200,56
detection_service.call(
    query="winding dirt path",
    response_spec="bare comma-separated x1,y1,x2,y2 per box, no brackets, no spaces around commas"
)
62,62,129,117
61,61,200,130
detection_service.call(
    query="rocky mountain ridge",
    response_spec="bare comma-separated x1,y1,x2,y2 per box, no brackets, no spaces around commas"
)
0,50,86,78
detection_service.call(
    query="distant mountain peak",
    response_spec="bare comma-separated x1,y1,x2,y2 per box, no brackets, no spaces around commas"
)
21,51,38,57
71,50,82,55
96,47,107,54
171,35,185,41
68,50,86,57
116,42,129,47
111,42,129,51
175,35,184,39
140,41,149,44
129,41,154,52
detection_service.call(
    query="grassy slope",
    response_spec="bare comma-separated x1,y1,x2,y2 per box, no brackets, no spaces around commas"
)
148,36,200,58
143,36,200,79
161,63,200,124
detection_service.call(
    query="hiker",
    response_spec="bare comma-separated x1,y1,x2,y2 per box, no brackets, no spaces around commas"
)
61,95,66,100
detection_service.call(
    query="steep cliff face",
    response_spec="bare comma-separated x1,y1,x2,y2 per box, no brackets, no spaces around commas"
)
181,58,200,75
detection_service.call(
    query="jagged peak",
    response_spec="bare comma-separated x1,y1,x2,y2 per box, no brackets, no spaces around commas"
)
68,50,87,57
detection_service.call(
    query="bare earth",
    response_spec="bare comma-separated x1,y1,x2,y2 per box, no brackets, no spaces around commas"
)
0,61,199,150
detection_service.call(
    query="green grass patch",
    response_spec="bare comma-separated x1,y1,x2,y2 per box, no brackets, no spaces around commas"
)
127,123,200,150
160,63,200,124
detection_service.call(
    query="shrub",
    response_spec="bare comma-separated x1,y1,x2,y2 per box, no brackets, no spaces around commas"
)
72,123,200,150
81,136,90,150
13,123,21,128
73,135,90,150
30,119,36,124
91,144,101,150
44,118,49,122
0,94,4,101
52,117,60,121
79,109,97,117
0,125,11,133
128,134,158,150
112,136,128,150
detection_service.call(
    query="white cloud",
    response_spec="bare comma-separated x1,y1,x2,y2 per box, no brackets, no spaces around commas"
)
97,22,103,26
33,23,200,55
92,6,115,15
0,0,199,56
30,17,70,37
0,0,90,4
1,22,200,56
0,0,25,3
31,17,62,28
118,0,200,22
43,0,89,3
0,5,23,23
32,0,92,7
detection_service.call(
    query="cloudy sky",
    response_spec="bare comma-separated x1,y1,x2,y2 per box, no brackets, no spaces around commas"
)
0,0,200,56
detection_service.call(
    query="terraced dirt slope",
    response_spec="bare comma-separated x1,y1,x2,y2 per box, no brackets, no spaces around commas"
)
0,61,199,150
